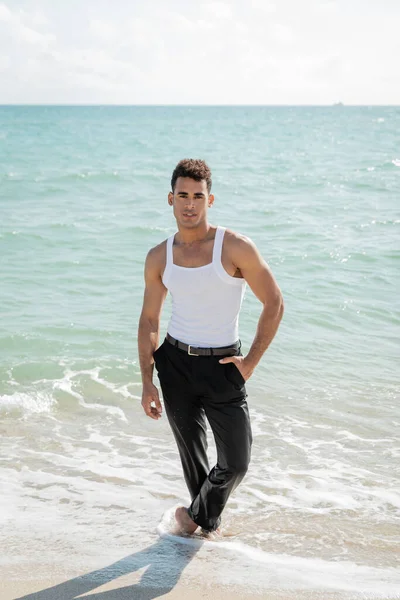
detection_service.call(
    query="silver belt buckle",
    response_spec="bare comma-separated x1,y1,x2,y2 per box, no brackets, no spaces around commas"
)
188,345,199,356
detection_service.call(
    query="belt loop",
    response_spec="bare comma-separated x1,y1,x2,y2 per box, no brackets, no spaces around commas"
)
210,348,214,356
174,339,178,347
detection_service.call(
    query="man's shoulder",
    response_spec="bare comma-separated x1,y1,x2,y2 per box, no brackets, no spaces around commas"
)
147,238,167,258
145,239,167,271
223,228,255,253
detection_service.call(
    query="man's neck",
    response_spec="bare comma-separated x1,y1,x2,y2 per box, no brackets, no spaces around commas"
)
175,222,215,245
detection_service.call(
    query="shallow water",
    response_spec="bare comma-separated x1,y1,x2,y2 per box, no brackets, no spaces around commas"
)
0,105,399,596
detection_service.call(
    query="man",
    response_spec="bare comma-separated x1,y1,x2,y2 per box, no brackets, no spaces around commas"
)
138,159,284,535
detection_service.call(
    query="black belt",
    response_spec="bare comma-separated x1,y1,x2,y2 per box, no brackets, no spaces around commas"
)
165,333,240,357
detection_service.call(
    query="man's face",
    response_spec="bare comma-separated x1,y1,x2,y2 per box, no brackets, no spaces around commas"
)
168,177,214,229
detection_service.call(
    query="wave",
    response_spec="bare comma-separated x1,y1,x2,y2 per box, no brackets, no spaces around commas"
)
157,507,400,595
0,360,138,419
0,390,55,414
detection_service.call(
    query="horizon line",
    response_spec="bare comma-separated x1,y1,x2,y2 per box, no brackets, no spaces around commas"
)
0,103,399,108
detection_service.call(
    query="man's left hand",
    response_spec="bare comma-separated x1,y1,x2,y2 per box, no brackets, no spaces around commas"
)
218,355,254,382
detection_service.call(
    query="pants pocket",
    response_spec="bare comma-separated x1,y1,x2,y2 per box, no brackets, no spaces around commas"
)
224,362,246,390
153,341,165,361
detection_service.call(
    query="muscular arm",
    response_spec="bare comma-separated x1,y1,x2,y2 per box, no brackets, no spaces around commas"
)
138,245,167,418
220,234,284,379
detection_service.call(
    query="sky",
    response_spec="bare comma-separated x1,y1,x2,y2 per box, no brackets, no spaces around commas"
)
0,0,399,105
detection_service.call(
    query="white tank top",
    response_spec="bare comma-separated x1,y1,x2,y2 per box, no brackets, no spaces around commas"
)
162,226,246,347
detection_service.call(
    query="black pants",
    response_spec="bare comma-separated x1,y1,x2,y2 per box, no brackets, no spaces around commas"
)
153,338,252,532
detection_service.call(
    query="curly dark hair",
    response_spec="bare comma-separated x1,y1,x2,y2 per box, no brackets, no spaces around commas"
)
171,159,212,193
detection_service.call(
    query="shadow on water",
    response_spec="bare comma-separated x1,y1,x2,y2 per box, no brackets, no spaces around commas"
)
16,536,202,600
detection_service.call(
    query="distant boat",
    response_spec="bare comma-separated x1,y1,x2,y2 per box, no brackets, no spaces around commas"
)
333,102,344,106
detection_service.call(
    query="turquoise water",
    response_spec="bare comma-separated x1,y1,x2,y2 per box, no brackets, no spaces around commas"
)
1,106,399,597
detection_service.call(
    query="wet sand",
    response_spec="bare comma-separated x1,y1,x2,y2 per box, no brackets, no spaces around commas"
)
1,579,261,600
2,576,399,600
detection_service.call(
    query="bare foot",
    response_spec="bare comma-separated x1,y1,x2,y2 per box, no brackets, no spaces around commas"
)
201,526,222,540
175,506,198,535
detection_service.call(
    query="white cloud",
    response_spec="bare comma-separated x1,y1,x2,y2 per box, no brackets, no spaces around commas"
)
0,3,55,48
0,3,11,21
89,19,117,42
273,23,294,44
16,23,55,46
204,2,233,19
250,0,277,13
0,0,398,104
30,11,50,27
0,54,10,70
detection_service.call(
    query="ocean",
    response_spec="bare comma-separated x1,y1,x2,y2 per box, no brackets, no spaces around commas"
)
0,105,399,598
